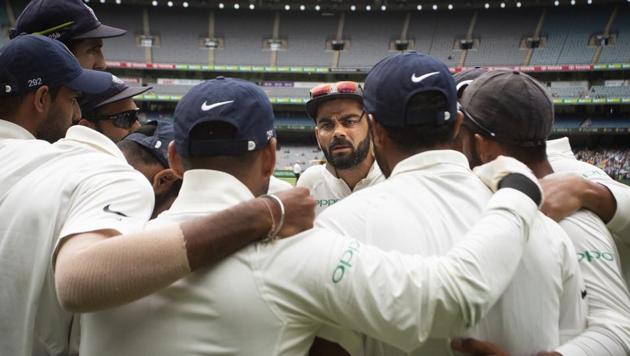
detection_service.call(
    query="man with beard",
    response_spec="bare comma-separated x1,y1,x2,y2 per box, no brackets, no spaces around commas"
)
312,53,586,356
455,69,630,355
298,81,384,215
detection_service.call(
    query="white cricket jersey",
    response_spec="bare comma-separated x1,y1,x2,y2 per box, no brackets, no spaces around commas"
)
268,175,293,193
316,150,586,356
547,137,630,287
296,161,384,215
546,138,630,355
0,122,154,356
80,169,539,356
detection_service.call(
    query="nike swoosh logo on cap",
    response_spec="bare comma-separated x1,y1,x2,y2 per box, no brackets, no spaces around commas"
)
201,100,234,111
411,71,440,83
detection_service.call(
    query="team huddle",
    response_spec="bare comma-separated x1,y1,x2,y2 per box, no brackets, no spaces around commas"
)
1,1,630,356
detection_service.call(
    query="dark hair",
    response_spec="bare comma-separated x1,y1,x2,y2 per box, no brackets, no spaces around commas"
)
496,142,547,164
0,86,61,119
117,123,165,168
381,90,456,152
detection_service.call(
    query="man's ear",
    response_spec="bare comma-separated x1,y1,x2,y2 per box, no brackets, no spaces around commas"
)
32,85,50,114
77,118,96,129
261,138,277,178
167,141,185,179
152,168,180,195
370,115,388,148
451,111,464,138
474,133,501,164
314,127,323,150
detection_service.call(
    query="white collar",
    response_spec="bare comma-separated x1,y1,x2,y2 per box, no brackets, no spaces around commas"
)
169,169,255,213
391,150,470,177
0,119,36,140
546,137,573,156
61,126,126,160
324,159,383,190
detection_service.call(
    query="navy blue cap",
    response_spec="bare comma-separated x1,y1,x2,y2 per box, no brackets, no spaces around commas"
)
11,0,126,43
0,34,113,97
121,120,173,168
80,75,152,118
174,77,276,158
364,52,457,128
453,67,489,99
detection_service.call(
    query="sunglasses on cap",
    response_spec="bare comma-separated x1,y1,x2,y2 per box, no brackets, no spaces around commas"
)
94,109,140,129
309,81,363,99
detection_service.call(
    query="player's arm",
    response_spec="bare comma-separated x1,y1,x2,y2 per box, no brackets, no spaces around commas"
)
55,180,315,313
552,216,630,356
264,185,539,352
540,173,616,224
541,171,630,244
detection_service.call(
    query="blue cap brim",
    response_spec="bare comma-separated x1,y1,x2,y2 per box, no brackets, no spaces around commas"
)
66,69,112,94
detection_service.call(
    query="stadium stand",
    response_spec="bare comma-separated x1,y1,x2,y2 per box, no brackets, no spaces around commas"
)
89,3,628,68
575,149,630,180
415,10,472,67
93,5,146,62
591,85,630,98
599,6,630,64
277,12,337,67
214,10,274,66
338,13,402,68
547,81,589,98
553,117,585,129
150,8,209,64
0,4,9,46
530,6,609,65
465,9,539,66
275,144,323,171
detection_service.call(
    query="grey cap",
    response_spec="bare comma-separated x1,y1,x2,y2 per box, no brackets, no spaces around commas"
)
459,69,554,147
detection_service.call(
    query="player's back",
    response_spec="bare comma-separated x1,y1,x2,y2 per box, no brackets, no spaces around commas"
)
317,150,584,355
0,127,153,356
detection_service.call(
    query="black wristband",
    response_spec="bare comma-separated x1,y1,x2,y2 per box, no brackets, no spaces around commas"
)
498,173,542,206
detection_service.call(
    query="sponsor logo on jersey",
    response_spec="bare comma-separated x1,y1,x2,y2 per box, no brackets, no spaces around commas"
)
317,199,339,208
332,239,361,283
577,250,614,263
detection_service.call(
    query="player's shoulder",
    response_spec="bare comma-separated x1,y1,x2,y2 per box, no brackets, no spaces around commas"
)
535,212,577,253
319,180,388,220
296,164,328,188
268,176,293,193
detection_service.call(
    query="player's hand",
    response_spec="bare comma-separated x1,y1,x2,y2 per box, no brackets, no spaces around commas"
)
473,156,542,206
540,172,588,222
274,187,316,238
450,338,509,356
474,156,537,192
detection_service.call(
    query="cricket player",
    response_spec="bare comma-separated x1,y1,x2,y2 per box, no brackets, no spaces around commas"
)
297,81,384,214
78,75,148,142
118,120,182,219
12,0,125,70
0,35,315,356
312,53,586,356
456,69,630,355
78,76,545,356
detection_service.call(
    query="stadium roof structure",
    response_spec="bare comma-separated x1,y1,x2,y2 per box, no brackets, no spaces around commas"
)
87,0,626,12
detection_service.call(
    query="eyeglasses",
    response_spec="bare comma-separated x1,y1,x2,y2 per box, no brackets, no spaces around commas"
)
310,81,362,99
95,109,140,129
316,111,366,132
